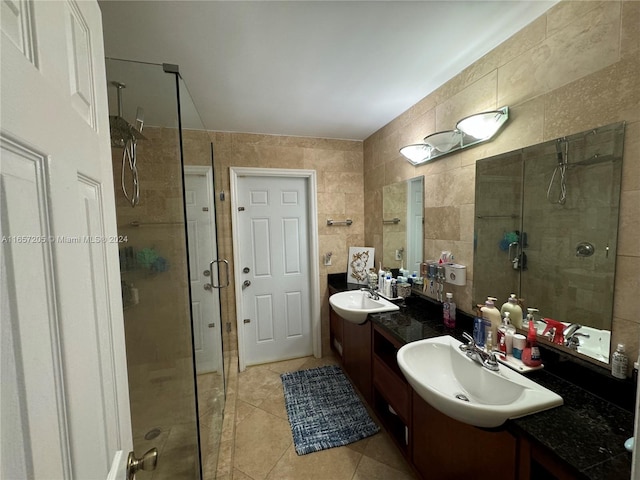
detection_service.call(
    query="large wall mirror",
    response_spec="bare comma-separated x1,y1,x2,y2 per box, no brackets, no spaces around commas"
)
382,176,424,271
474,122,625,365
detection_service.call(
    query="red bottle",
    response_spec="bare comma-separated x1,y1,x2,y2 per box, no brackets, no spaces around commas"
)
522,320,542,367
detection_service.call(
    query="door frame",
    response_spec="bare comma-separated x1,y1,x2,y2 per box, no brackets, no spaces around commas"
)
184,165,224,374
230,167,320,371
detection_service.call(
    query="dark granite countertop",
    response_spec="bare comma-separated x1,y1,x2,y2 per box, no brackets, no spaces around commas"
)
328,274,635,480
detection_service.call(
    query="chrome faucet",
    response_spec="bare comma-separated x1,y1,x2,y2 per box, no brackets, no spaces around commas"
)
459,332,500,371
563,324,590,349
362,277,379,300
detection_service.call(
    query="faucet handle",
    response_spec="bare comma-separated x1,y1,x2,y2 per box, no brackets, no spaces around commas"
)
460,332,475,352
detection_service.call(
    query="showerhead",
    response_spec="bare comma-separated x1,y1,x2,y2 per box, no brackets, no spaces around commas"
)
109,81,145,147
110,115,145,148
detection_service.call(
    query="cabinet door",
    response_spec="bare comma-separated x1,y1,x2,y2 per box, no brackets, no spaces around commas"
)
411,392,517,480
329,307,344,356
343,319,373,403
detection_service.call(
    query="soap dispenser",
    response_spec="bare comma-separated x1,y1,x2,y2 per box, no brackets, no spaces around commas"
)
501,294,523,329
497,312,514,354
481,297,501,346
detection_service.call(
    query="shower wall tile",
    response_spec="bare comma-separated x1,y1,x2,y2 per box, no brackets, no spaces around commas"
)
621,0,640,58
621,122,640,192
618,191,640,258
498,2,620,108
545,1,605,36
435,71,498,132
424,206,460,241
543,55,640,140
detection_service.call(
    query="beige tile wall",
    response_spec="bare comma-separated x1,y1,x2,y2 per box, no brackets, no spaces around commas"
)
200,133,364,356
363,0,640,364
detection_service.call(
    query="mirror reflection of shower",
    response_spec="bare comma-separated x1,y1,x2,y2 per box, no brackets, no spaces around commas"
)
547,134,617,206
546,138,568,204
109,81,145,207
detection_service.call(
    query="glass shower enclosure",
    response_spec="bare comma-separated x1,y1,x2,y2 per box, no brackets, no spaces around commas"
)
105,58,226,479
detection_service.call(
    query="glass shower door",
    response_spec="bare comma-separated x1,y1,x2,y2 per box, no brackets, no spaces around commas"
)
106,58,226,480
178,76,227,479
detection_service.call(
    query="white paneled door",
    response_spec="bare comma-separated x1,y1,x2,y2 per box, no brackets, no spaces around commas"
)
235,174,313,367
1,1,132,479
185,167,223,374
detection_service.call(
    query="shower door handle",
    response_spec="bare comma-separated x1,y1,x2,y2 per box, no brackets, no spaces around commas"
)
210,259,230,289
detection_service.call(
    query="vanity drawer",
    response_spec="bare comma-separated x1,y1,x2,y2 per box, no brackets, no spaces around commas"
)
373,355,410,423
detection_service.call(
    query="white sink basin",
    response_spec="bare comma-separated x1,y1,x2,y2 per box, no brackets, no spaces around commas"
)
397,335,563,428
329,290,399,324
572,325,611,363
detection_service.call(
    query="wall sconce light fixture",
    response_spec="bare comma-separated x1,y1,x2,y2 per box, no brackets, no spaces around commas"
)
400,106,509,165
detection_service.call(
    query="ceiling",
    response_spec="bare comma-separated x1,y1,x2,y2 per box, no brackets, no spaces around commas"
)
99,1,557,141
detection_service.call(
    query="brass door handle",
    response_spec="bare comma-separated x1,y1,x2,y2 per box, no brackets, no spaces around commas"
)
127,448,158,480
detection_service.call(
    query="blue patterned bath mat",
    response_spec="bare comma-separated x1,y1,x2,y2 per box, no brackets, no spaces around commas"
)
281,365,380,455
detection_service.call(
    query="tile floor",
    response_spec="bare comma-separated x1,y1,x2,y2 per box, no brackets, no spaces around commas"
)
232,354,418,480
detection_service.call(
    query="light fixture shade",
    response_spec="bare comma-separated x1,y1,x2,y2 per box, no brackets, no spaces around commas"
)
456,106,509,140
424,130,462,153
399,144,433,165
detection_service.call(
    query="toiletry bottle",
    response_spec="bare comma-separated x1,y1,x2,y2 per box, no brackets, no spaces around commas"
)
443,292,456,328
485,330,493,352
526,308,539,328
391,278,397,298
497,312,509,353
473,304,486,347
481,297,501,347
384,272,392,298
612,344,629,379
522,320,542,367
505,314,516,355
378,263,385,292
501,294,523,329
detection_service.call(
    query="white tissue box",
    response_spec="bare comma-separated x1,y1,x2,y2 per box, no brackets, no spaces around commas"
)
444,263,466,286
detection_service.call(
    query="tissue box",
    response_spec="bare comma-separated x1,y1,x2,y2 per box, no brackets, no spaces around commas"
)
444,263,466,286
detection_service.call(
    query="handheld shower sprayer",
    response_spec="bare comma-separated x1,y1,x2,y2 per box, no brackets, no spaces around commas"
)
547,138,568,205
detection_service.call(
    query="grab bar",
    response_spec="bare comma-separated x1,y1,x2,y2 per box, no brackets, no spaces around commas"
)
326,219,353,226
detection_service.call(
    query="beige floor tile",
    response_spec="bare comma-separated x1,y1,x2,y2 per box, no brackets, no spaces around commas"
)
266,356,312,373
256,383,288,419
353,455,418,480
233,355,416,480
345,436,372,455
237,365,284,407
233,468,255,480
235,399,258,425
362,432,412,473
235,407,293,479
266,443,362,480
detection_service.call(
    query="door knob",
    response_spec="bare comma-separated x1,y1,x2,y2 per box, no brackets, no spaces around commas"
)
204,283,212,290
127,448,158,480
243,280,251,287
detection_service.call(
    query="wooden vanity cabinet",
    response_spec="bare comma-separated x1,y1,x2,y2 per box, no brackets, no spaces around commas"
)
328,301,579,479
329,307,373,404
372,325,412,458
411,392,517,480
